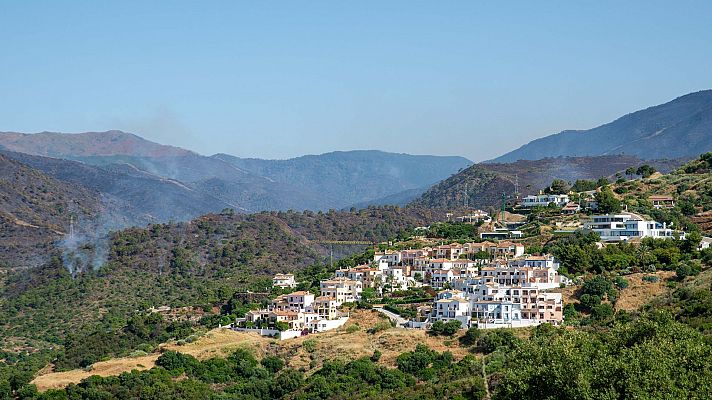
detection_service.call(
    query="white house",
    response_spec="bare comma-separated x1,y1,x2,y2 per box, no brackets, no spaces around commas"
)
583,213,681,242
456,210,492,224
699,237,712,251
273,273,297,289
521,194,570,207
432,297,471,327
374,251,401,266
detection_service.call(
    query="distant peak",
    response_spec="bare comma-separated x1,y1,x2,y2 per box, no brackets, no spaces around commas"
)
0,130,194,158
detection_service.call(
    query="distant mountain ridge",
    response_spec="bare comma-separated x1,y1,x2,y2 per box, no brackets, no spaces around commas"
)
0,130,192,158
493,90,712,162
0,131,471,214
214,150,471,209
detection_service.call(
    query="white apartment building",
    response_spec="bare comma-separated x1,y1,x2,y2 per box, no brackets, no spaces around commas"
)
456,210,492,224
469,283,563,325
383,266,409,291
432,297,471,327
313,296,340,320
429,269,458,289
583,213,681,242
433,243,465,260
335,265,382,288
320,277,363,305
271,291,315,312
374,250,402,266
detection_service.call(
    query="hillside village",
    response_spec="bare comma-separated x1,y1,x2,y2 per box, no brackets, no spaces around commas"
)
235,157,710,339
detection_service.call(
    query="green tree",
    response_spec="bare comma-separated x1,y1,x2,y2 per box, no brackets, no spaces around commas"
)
636,164,657,178
595,186,622,213
460,326,481,346
547,179,570,195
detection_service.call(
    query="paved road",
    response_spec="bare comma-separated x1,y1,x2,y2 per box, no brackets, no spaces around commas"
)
373,307,409,327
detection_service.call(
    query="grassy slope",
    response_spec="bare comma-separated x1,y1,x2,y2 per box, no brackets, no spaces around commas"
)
31,309,472,391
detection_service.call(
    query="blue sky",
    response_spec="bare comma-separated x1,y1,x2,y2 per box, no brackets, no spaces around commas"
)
1,1,711,160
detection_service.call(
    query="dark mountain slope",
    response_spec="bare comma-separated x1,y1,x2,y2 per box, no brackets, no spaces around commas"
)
349,186,429,209
0,154,101,268
0,130,191,158
412,155,683,209
214,150,472,208
494,90,712,162
1,151,234,223
0,131,470,211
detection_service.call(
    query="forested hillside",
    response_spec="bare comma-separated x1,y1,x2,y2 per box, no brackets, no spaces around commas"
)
412,155,682,209
215,151,472,209
0,155,102,269
0,206,443,352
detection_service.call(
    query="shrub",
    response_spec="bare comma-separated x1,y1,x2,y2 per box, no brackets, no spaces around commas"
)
582,276,613,297
129,350,148,357
367,321,392,335
643,275,660,283
478,329,520,354
579,294,601,310
614,276,629,289
371,350,382,362
260,356,284,373
591,303,614,321
676,261,702,281
459,327,481,346
346,324,360,333
303,339,317,353
430,320,462,336
155,350,200,375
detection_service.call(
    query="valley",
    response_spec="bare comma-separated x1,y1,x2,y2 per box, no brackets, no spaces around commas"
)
0,148,710,399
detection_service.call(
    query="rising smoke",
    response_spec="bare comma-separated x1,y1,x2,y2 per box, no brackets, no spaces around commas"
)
57,195,137,276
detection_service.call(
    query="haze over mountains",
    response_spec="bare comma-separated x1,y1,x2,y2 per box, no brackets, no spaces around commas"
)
1,89,710,234
0,130,472,216
493,90,712,162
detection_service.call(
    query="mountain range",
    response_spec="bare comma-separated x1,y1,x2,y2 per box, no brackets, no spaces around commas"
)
493,90,712,162
0,131,472,215
1,89,710,244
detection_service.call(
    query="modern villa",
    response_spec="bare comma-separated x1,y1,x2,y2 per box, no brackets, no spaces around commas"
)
583,213,681,242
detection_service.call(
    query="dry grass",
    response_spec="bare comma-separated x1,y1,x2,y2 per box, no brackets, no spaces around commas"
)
32,309,472,391
273,310,471,370
615,271,675,311
32,329,270,392
32,355,160,392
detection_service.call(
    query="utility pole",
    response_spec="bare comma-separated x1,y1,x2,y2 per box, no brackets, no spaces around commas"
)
464,183,468,209
501,193,506,223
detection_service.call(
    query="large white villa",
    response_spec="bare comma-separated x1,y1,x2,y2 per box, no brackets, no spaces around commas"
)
583,213,682,242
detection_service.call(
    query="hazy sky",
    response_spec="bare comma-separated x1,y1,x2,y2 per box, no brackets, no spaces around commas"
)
2,1,711,161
